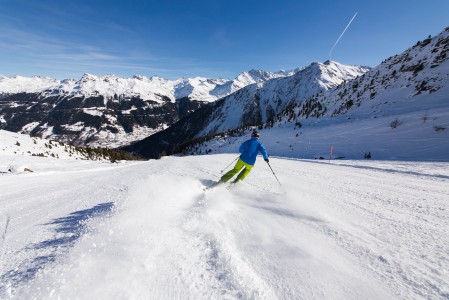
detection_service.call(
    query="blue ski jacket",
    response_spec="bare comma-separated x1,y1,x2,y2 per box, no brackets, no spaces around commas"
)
239,137,268,165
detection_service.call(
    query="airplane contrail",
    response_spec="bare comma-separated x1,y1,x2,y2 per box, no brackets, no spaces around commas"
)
329,12,358,58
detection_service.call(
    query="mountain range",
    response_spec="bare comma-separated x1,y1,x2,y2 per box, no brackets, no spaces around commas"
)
0,69,293,147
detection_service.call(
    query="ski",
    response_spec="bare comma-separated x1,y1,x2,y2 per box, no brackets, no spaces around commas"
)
203,181,239,191
203,181,222,191
226,182,238,190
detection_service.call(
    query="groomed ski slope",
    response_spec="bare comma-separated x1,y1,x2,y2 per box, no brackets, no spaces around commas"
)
1,154,448,299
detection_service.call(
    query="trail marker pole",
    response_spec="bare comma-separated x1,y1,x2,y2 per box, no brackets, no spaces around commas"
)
329,146,333,163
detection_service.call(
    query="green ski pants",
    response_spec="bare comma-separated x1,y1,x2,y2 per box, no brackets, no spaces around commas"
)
220,159,254,183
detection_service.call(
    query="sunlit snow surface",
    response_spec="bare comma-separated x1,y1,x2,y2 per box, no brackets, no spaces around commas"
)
0,154,448,299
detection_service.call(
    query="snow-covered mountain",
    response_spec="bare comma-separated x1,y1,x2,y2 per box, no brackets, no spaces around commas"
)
127,27,449,160
294,28,449,120
127,61,370,158
198,61,369,135
0,70,289,147
177,27,449,161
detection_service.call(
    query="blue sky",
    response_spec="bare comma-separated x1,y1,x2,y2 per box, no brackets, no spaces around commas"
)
1,0,448,80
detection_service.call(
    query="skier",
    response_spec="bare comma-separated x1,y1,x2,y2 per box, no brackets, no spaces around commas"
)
218,130,269,186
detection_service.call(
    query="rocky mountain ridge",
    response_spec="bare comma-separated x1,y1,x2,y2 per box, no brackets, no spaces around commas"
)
279,26,449,122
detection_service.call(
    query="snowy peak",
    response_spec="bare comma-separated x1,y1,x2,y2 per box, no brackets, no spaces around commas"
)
302,60,370,89
234,69,285,87
173,77,229,101
79,73,97,82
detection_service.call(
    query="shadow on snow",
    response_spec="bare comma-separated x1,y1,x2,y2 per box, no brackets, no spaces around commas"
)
0,202,115,295
250,204,325,223
287,158,449,180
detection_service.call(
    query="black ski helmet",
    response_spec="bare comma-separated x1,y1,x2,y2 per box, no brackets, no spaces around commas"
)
251,130,260,138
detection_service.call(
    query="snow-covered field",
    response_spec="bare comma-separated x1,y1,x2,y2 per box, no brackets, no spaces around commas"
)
1,153,448,299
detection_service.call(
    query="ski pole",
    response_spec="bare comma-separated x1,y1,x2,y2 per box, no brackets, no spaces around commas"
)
266,161,283,189
2,156,16,175
221,156,240,173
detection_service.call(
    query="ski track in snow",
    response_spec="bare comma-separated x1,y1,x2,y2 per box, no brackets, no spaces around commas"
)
0,154,448,299
0,215,11,275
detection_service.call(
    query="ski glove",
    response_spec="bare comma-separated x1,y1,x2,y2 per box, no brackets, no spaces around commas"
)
264,158,269,163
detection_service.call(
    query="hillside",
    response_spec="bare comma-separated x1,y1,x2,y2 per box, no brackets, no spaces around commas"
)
0,130,138,167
